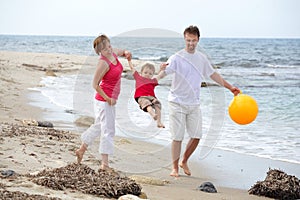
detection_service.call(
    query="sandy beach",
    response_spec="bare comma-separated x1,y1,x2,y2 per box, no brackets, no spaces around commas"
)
1,50,296,199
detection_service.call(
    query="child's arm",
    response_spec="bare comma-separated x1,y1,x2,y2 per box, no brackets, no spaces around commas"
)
154,63,168,81
113,48,132,60
128,60,136,73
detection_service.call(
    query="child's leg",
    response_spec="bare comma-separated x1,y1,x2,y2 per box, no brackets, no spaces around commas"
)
154,106,165,128
146,105,158,120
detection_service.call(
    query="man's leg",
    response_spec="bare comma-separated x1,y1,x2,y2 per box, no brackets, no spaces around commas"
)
170,140,182,177
180,138,200,176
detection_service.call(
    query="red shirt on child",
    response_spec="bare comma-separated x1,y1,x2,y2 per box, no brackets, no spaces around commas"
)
133,71,158,99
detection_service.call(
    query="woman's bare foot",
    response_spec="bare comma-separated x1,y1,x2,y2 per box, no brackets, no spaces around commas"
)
75,149,84,164
100,164,110,171
179,162,191,176
170,169,179,177
75,143,87,164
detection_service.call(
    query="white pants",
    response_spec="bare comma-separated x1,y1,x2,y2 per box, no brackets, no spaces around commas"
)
81,100,115,155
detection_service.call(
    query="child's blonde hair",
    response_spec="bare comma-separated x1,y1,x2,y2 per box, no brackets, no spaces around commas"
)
141,62,155,73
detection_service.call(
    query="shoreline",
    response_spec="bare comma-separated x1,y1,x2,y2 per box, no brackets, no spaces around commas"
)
1,50,297,199
24,85,300,189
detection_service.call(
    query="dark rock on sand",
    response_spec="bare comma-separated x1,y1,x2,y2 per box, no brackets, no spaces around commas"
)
21,119,54,128
37,121,54,128
0,170,15,178
122,71,134,80
197,182,217,193
249,168,300,200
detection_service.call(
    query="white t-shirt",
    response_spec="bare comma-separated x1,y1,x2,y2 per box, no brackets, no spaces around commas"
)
165,49,215,105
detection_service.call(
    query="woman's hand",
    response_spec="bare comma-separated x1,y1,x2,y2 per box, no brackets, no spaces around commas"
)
107,98,117,106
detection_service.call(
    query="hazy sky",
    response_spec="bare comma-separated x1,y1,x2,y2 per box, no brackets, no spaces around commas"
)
0,0,299,38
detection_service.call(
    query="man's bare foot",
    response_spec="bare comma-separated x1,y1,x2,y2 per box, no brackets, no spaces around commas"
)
75,149,84,164
170,169,179,177
179,162,191,176
157,122,165,128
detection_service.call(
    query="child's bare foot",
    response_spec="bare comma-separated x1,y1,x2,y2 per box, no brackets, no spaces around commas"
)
75,149,84,164
157,122,165,128
170,169,179,177
179,162,191,176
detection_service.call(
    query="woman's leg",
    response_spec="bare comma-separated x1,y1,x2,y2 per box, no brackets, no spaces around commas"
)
99,102,116,169
76,100,103,163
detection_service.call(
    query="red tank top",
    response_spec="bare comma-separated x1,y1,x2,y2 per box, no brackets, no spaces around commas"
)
95,53,123,101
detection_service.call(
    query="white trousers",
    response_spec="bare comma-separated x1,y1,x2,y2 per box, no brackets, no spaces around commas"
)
81,100,115,155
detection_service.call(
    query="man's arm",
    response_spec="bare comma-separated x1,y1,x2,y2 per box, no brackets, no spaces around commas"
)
210,72,240,96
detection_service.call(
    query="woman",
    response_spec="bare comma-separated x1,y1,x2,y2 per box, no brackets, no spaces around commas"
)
76,34,131,170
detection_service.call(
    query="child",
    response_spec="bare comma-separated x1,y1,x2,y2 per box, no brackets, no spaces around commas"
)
128,60,165,128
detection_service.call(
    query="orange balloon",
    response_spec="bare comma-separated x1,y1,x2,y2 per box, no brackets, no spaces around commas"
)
228,93,258,125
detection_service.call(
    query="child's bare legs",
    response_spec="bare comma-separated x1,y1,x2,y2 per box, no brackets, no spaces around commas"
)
146,106,158,120
154,105,165,128
75,143,87,164
146,105,165,128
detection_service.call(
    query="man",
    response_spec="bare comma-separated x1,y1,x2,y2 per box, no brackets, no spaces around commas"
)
158,25,240,177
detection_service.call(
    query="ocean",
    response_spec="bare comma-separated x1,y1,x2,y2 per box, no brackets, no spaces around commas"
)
1,35,299,166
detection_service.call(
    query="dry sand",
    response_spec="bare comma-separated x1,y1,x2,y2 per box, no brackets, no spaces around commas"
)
0,51,273,199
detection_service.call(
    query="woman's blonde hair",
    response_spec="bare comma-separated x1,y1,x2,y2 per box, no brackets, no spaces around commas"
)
93,34,110,55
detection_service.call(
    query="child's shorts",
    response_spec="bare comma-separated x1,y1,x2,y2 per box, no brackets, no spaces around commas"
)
136,96,161,112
